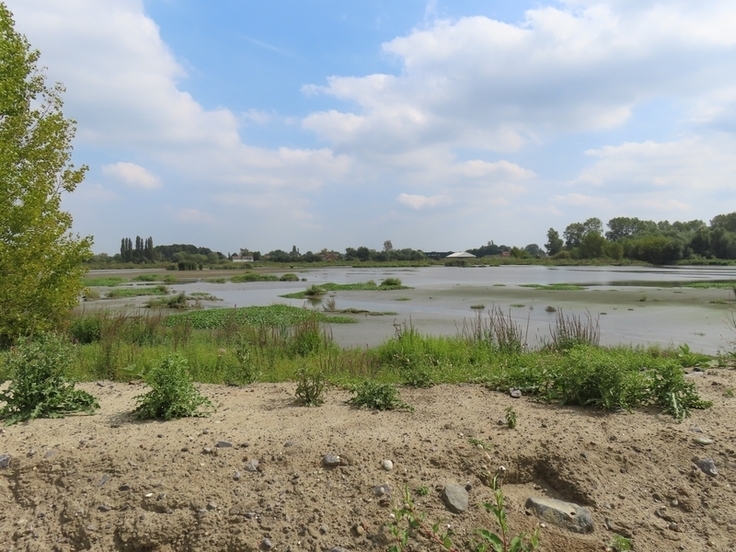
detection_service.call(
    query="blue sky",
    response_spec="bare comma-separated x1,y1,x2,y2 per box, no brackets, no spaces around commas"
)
7,0,736,255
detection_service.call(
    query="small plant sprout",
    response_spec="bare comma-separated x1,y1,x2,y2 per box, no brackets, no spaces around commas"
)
476,471,539,552
608,535,632,551
504,406,517,429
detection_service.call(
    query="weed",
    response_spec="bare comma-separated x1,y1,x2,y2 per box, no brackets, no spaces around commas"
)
323,297,337,311
545,306,556,313
504,406,517,429
416,485,429,496
510,304,525,308
676,344,712,368
468,437,490,450
349,381,413,411
724,388,734,398
471,304,486,310
381,277,403,287
477,473,540,552
608,535,632,551
294,367,327,406
390,486,458,552
0,334,99,425
133,354,212,420
547,309,600,351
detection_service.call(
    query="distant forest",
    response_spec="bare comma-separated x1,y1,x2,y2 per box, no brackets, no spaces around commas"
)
88,211,736,267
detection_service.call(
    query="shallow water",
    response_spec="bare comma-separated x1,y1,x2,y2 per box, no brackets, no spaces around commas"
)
160,265,736,354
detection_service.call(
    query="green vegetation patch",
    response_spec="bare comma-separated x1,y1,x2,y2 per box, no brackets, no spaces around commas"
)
281,280,412,299
520,283,587,291
83,276,126,287
681,280,736,290
105,285,170,299
229,272,279,283
165,304,356,329
0,334,99,425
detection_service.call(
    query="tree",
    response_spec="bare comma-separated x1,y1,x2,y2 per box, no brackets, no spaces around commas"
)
383,240,393,260
544,229,563,255
0,5,92,346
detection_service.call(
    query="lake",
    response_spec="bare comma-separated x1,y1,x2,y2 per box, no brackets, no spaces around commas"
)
162,265,736,354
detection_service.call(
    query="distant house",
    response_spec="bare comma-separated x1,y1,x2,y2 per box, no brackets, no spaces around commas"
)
232,250,254,262
445,251,476,259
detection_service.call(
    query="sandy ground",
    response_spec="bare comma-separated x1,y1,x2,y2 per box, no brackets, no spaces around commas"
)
1,370,735,552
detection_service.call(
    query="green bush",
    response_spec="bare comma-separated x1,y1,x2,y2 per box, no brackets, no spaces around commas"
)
349,381,412,411
279,273,300,281
294,367,326,406
69,315,102,344
380,277,402,287
133,354,212,420
0,334,99,425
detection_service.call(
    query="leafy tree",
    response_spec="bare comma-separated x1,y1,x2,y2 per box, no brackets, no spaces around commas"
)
563,222,585,249
711,212,736,233
0,5,92,346
544,229,563,255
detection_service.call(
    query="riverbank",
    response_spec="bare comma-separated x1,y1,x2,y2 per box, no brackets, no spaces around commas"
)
1,371,734,552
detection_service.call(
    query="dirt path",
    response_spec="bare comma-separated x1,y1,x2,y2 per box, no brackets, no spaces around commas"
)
1,369,735,552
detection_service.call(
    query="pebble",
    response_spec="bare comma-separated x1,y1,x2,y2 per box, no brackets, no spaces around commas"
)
694,437,714,446
245,459,260,472
509,388,522,398
216,441,233,448
0,454,11,469
382,459,394,471
98,504,111,513
233,471,242,481
525,497,594,534
441,485,469,513
696,457,718,477
374,484,391,496
44,449,58,460
261,538,272,550
323,454,341,468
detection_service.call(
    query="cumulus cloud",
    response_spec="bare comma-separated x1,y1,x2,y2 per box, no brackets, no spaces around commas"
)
102,162,161,189
304,2,736,155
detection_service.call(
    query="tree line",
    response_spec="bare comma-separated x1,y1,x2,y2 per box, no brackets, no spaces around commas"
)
544,212,736,263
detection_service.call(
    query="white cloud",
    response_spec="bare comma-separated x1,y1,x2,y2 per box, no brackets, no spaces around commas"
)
173,208,215,225
304,2,736,155
102,162,161,189
397,193,450,209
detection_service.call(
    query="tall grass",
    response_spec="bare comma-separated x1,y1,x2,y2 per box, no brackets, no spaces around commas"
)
51,305,714,420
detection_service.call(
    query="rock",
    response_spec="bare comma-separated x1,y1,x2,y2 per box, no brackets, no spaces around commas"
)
327,548,348,552
374,484,391,497
693,437,714,446
245,459,260,472
382,459,394,471
509,388,522,398
261,538,272,550
696,457,718,476
44,449,58,460
216,441,233,448
234,470,242,481
323,454,341,468
441,485,469,514
525,497,594,534
98,504,112,513
0,454,11,469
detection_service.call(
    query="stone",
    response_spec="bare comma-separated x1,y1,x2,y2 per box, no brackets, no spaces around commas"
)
44,449,58,460
328,548,348,552
694,437,714,446
98,504,112,513
0,454,11,469
696,457,718,476
374,484,391,497
382,459,394,471
261,538,272,550
441,485,469,514
245,459,260,472
509,388,522,398
525,497,594,534
323,454,341,468
234,471,242,481
216,441,233,448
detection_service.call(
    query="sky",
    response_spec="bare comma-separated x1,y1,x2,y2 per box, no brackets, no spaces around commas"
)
6,0,736,255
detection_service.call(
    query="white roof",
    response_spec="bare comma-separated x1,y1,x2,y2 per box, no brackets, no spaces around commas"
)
446,251,476,258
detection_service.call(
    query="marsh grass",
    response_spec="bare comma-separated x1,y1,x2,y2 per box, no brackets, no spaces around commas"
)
105,285,169,299
546,309,600,351
282,280,412,299
519,283,586,291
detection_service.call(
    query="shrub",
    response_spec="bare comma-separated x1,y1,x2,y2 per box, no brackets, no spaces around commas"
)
279,273,300,281
304,284,326,297
69,314,103,344
547,309,599,351
380,277,402,287
0,334,99,425
348,381,412,411
294,367,326,406
133,354,212,420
